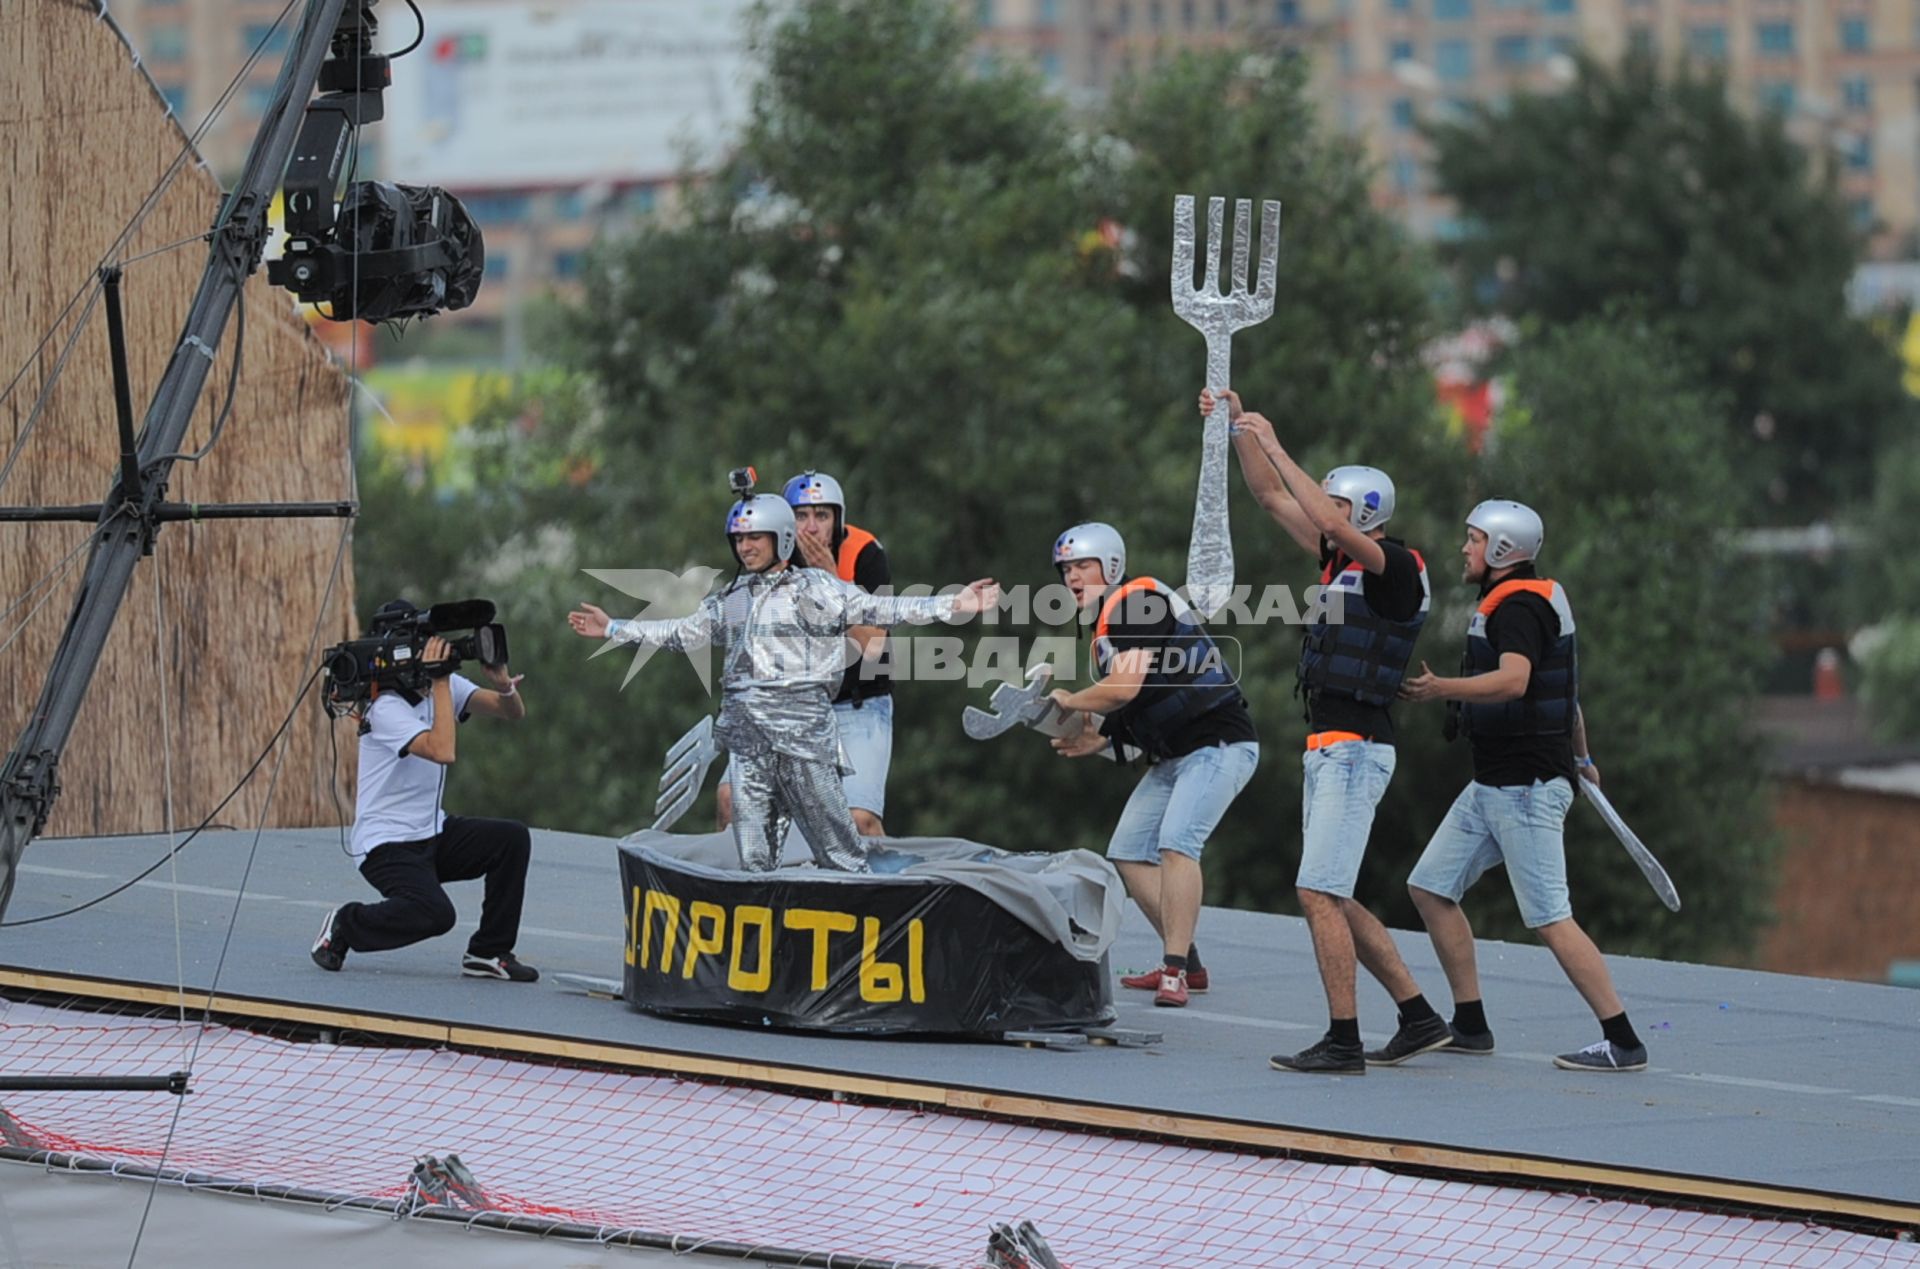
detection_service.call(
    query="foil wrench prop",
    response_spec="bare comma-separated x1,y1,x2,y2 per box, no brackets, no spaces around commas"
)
1171,193,1282,617
1579,778,1681,912
962,664,1139,762
963,663,1079,741
650,714,721,833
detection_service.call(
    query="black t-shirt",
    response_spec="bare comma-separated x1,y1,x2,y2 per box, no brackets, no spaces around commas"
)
1306,538,1425,745
1467,568,1576,787
1095,584,1257,759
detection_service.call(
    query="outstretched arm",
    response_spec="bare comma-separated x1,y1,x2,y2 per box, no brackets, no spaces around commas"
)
830,577,1000,628
1207,388,1321,556
568,595,720,652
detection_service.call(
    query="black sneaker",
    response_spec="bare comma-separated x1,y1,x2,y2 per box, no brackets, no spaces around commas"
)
1553,1039,1647,1072
462,952,538,982
1364,1014,1454,1066
1270,1037,1366,1075
310,907,346,972
1445,1024,1496,1054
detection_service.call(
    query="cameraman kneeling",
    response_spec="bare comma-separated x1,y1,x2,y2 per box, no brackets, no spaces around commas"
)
312,612,535,981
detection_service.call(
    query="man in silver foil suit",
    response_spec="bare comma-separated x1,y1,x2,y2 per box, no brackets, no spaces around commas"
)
568,480,999,873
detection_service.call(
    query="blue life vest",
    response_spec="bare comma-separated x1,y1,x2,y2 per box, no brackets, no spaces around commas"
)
1093,577,1242,760
1461,578,1578,737
1297,544,1431,708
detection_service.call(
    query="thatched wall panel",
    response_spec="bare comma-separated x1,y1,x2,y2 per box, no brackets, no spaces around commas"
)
1,2,356,839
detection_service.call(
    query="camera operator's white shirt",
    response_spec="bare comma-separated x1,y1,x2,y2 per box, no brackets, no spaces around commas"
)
350,673,479,860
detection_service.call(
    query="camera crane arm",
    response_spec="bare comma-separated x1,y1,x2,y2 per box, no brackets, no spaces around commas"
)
0,0,364,922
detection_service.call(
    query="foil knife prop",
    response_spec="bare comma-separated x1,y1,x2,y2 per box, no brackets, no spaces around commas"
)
1171,194,1281,617
962,664,1139,763
1580,778,1682,912
650,714,720,833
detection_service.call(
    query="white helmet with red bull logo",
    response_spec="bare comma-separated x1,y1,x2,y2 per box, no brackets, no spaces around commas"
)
1052,522,1126,586
726,494,796,565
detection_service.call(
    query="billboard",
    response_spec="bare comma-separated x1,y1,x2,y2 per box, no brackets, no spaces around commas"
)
381,1,763,189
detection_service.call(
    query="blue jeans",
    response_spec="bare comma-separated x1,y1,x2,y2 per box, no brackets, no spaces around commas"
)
1296,740,1397,898
1408,778,1576,928
1107,742,1260,863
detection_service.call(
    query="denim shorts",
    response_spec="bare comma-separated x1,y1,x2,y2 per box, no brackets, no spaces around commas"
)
1107,741,1260,864
1296,740,1397,898
831,695,892,816
1407,778,1576,928
722,695,894,816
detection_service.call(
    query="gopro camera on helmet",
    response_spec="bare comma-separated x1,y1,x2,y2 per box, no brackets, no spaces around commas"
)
322,599,509,716
728,467,758,498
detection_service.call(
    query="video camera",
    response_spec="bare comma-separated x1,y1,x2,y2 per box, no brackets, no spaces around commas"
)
322,599,509,716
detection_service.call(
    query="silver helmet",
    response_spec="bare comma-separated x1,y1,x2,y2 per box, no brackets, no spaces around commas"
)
726,493,797,564
1322,465,1395,532
1052,522,1127,586
1466,499,1544,570
783,470,845,518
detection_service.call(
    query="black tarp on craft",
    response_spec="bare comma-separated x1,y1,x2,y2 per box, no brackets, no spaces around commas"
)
617,832,1121,1036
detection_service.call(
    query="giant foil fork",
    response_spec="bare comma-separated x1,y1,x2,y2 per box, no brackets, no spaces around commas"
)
1171,195,1281,616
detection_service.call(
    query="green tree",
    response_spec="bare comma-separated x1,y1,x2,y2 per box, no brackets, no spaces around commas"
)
352,1,1779,963
1853,440,1920,738
357,0,1441,911
1429,52,1911,520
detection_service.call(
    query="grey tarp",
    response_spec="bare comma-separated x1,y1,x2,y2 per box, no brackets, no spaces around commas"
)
618,829,1124,963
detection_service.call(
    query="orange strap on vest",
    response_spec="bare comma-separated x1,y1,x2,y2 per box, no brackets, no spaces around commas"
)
1305,730,1367,751
835,524,878,583
1477,577,1556,617
1094,577,1167,646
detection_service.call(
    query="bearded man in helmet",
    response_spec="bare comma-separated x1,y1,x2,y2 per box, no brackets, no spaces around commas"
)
1212,388,1451,1076
715,470,896,838
568,477,999,873
1398,500,1647,1073
1045,521,1260,1008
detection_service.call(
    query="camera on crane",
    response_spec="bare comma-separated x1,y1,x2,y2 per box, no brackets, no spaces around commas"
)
266,1,484,324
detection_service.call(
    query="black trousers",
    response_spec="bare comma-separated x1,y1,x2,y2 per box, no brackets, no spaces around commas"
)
337,815,530,958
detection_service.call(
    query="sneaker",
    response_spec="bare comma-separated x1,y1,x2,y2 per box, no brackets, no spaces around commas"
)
1552,1039,1647,1072
1445,1025,1496,1055
1364,1014,1454,1067
1270,1037,1366,1075
462,952,539,983
1152,969,1189,1008
310,907,346,972
1120,964,1209,992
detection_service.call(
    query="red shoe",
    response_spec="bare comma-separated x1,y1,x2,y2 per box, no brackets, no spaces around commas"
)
1121,963,1210,992
1153,969,1189,1008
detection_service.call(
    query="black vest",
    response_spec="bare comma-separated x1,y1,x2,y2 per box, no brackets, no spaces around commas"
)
1297,543,1430,708
1094,578,1242,759
1461,578,1578,737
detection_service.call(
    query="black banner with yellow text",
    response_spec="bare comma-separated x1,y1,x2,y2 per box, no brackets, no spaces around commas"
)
619,847,1114,1035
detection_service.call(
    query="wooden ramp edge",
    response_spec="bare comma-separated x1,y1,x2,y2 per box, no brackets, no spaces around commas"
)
5,965,1916,1232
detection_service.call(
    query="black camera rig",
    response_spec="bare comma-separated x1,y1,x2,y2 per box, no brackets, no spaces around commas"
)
265,1,484,323
323,599,509,715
